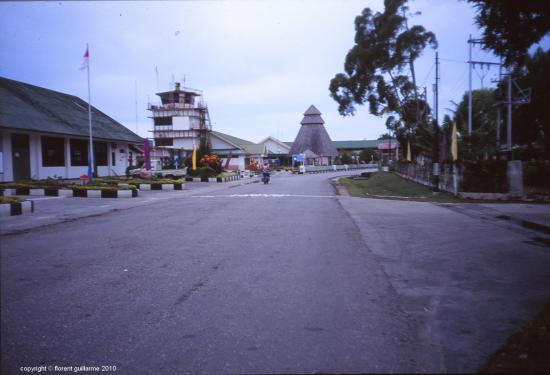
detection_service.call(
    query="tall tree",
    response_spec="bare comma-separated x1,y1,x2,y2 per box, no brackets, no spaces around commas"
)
511,48,550,159
454,88,498,159
329,0,437,139
468,0,550,67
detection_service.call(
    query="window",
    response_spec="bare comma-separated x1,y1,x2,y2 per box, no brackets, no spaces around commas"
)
70,139,88,166
111,151,116,166
94,141,108,166
155,138,173,147
154,117,172,126
41,136,65,167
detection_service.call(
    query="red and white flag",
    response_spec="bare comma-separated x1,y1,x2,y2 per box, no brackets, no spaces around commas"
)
79,46,89,71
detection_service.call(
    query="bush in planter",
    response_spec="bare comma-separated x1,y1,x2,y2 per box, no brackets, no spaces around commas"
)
196,166,218,179
0,196,23,204
246,162,259,172
200,154,222,174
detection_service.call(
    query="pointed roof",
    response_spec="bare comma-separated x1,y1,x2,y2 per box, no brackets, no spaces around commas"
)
301,104,325,125
304,105,321,116
289,105,338,157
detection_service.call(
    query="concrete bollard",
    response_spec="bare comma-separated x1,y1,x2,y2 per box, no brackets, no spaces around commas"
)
507,160,524,196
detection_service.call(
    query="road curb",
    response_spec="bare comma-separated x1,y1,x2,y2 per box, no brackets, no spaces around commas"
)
0,200,34,217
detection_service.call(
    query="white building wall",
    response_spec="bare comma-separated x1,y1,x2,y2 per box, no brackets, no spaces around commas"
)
0,130,13,182
264,139,290,154
107,143,129,176
41,167,68,179
173,138,193,151
172,116,190,130
219,155,245,170
29,133,41,179
210,136,235,150
0,129,135,181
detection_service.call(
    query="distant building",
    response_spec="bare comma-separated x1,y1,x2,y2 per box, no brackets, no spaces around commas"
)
210,131,266,170
288,105,338,165
284,139,398,163
148,82,211,157
0,77,143,182
333,140,397,162
258,136,292,166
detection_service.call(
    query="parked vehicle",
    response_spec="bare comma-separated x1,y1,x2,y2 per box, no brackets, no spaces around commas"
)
128,160,187,179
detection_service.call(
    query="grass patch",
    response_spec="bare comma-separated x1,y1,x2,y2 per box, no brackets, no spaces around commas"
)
480,302,550,373
0,196,24,204
340,172,463,203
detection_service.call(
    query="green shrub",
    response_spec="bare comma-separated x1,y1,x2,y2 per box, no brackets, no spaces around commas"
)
461,160,508,193
197,166,217,178
0,196,24,204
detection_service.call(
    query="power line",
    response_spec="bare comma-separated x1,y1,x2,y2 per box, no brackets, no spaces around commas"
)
420,63,435,87
439,57,466,64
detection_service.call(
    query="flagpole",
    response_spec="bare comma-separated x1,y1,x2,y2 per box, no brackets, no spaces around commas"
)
86,43,94,183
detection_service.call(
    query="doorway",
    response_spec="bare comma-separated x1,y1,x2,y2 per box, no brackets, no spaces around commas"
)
11,133,31,181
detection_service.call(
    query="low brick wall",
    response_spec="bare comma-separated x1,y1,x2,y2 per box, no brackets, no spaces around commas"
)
70,189,138,198
185,175,240,183
135,183,184,190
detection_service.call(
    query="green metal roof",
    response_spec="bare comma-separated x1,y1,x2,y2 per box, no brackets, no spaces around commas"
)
332,140,382,149
284,140,381,150
211,131,266,156
0,77,143,143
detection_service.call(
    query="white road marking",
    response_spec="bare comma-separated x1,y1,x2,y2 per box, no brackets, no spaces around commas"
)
191,194,335,198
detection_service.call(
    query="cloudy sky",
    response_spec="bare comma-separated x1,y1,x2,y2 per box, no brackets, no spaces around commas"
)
1,0,547,143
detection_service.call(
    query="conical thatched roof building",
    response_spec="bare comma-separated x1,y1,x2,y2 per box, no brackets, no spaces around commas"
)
289,105,338,162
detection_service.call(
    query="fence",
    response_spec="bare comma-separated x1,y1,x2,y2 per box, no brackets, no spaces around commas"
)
394,162,460,195
394,160,525,196
304,163,377,173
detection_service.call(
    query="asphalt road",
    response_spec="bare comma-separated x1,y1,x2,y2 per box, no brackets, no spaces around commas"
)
2,172,550,374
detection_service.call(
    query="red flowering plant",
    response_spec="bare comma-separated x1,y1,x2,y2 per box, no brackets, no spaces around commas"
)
246,161,259,171
200,154,222,174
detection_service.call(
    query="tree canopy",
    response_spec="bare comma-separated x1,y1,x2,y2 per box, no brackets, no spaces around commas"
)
329,0,437,132
511,48,550,159
454,88,498,160
468,0,550,67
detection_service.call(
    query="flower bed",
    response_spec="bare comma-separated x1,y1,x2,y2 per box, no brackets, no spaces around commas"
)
93,177,184,191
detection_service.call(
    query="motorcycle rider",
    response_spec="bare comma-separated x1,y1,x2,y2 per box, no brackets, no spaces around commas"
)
262,162,270,182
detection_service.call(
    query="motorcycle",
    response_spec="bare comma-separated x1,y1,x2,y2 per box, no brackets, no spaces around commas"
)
261,172,270,184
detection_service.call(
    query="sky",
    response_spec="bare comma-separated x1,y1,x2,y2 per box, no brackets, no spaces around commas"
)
1,0,548,143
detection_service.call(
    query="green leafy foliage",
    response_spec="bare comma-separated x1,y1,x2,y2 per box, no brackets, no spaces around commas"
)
340,152,353,164
196,166,217,179
0,196,24,204
329,0,436,118
468,0,550,67
359,148,378,163
329,0,437,159
510,48,550,159
454,88,498,160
